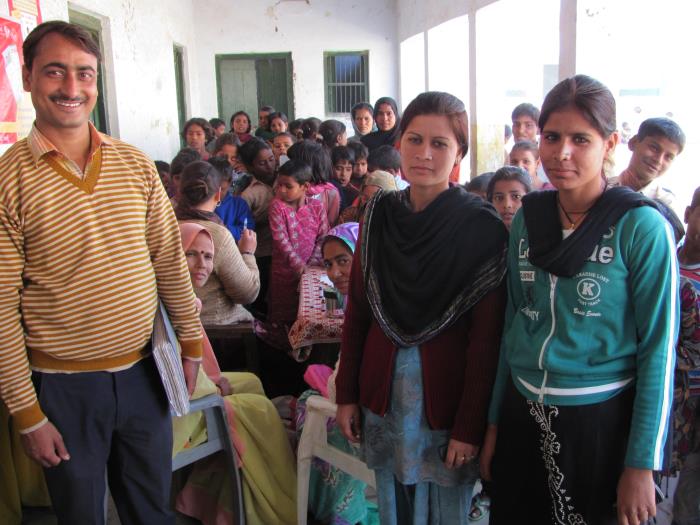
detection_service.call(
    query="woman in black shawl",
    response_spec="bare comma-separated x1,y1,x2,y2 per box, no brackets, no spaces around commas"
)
335,92,508,524
360,96,401,153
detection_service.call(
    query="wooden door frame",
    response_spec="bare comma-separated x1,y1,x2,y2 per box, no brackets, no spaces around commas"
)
215,53,294,121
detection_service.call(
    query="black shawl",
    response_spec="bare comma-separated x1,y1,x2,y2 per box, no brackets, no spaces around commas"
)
522,186,657,277
360,127,400,153
360,96,401,153
361,186,508,347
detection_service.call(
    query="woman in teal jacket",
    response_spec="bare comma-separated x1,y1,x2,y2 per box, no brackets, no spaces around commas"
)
481,75,679,525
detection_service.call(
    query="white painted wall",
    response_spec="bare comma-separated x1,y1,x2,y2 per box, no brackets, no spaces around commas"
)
23,0,399,161
395,0,469,43
192,0,399,123
26,0,199,161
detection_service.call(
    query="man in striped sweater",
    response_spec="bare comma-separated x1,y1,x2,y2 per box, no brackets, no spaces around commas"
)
0,21,202,523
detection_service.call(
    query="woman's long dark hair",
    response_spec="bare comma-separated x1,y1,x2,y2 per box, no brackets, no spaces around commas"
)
287,140,332,184
175,160,223,223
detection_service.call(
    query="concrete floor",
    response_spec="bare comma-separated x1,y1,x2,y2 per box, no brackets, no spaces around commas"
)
21,477,678,525
22,495,200,525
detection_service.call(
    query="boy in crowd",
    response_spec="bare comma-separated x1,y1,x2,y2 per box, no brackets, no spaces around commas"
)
465,172,494,201
209,117,226,138
272,132,295,167
347,141,369,189
331,146,359,211
255,105,276,141
511,103,540,143
207,118,227,153
155,160,172,195
613,117,685,214
367,145,408,190
509,141,545,190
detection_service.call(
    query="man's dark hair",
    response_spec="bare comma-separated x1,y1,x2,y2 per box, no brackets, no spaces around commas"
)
209,118,225,129
367,145,401,172
213,132,241,153
511,102,540,123
170,147,201,176
466,172,495,194
154,160,170,174
510,140,540,160
347,141,369,161
208,156,234,184
23,21,102,71
636,117,686,153
331,146,355,166
260,105,276,114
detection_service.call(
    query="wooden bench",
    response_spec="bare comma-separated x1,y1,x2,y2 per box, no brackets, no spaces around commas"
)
203,321,260,375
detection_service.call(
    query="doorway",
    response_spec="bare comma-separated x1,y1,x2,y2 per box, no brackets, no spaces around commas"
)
68,10,110,134
216,53,294,127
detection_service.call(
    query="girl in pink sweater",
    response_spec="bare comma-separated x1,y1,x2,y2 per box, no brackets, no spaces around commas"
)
268,159,329,329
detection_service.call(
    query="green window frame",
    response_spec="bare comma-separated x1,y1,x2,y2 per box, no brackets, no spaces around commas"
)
324,51,369,115
173,45,187,146
68,11,108,134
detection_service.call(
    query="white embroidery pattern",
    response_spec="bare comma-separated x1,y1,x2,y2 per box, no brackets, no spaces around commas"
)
527,400,587,525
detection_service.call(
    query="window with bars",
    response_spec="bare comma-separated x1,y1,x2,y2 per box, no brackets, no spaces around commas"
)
324,52,369,114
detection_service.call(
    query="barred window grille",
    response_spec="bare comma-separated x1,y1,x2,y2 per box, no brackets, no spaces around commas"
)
324,52,369,114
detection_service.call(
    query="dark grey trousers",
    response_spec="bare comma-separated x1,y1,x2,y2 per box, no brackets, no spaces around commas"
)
34,355,174,525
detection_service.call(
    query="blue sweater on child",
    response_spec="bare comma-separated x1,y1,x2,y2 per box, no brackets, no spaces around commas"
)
215,192,256,241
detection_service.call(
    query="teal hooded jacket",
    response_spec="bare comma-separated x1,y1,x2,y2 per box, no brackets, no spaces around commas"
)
488,205,679,470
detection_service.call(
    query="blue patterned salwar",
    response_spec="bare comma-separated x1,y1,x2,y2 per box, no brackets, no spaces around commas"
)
361,346,477,525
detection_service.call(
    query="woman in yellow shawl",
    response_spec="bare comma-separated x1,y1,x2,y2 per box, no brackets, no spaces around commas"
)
173,222,296,525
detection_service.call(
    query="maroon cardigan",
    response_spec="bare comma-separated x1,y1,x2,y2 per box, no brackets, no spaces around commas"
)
334,239,506,445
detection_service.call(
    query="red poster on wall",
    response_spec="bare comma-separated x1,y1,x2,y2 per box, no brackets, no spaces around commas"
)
8,0,42,29
0,16,23,144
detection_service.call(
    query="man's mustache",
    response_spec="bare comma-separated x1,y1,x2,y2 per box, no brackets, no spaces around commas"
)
48,94,87,103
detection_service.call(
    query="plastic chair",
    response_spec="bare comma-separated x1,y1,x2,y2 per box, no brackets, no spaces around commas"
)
172,394,246,525
296,395,375,525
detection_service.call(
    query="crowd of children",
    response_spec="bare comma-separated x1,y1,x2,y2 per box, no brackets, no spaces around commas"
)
127,90,700,525
6,19,700,525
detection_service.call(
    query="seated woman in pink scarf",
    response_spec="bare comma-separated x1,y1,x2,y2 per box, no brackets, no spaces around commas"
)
174,222,296,525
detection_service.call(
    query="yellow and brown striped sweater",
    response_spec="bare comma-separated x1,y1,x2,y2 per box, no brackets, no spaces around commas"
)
0,124,202,432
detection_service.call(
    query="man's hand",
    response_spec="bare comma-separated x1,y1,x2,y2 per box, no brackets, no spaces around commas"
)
182,358,200,397
20,421,70,468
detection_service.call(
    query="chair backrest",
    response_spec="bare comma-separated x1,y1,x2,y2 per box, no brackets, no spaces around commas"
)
172,394,246,524
297,395,375,525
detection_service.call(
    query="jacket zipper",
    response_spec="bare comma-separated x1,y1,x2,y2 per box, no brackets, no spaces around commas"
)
537,274,558,402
